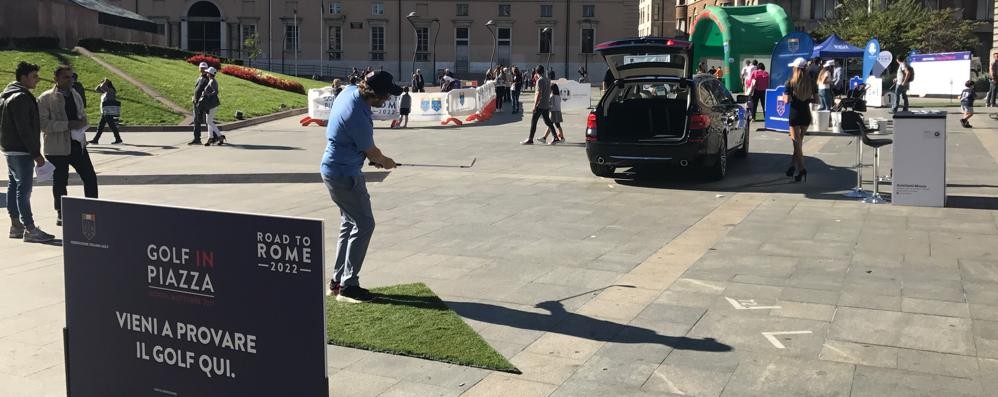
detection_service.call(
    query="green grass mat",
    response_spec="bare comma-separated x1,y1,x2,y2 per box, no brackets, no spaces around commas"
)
326,283,518,373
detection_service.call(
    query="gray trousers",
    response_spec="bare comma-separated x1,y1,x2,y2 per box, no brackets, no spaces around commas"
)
323,174,375,288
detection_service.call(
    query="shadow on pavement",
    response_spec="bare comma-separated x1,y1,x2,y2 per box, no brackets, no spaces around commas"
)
0,172,390,187
946,195,998,210
87,147,153,156
216,143,304,151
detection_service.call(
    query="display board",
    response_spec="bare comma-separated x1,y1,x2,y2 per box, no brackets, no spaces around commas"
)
908,52,972,97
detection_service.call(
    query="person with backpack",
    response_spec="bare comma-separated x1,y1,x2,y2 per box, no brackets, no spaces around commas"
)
199,67,224,146
1,61,55,242
89,78,123,144
892,56,913,113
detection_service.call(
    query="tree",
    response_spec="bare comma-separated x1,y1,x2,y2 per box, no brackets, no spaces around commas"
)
815,0,979,58
243,33,263,68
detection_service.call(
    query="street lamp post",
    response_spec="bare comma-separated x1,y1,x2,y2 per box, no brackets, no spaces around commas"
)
405,12,418,83
543,27,552,76
431,18,439,85
583,19,594,84
485,20,497,76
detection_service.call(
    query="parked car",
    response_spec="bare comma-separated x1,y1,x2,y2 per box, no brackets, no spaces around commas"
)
585,37,750,180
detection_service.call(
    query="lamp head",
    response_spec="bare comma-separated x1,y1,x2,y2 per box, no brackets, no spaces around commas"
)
406,11,417,19
486,20,495,26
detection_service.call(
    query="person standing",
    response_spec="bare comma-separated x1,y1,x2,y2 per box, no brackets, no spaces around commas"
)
960,80,976,128
397,86,411,128
320,71,400,303
495,65,507,111
199,67,224,146
89,78,122,144
783,57,816,183
740,60,755,93
189,62,209,145
411,69,425,93
748,63,769,121
38,65,97,226
986,53,998,107
1,61,54,242
511,66,523,113
522,65,555,144
892,56,912,113
539,83,565,144
817,61,834,111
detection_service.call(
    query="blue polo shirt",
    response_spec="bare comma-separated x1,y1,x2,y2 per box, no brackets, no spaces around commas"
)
320,85,374,177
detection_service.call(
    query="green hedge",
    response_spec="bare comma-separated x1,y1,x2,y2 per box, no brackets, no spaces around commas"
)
0,37,61,49
77,38,241,65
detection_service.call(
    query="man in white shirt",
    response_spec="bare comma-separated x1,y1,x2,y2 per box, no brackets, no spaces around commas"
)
740,60,756,93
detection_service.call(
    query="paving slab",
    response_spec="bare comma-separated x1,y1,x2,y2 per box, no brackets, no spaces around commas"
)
829,307,976,356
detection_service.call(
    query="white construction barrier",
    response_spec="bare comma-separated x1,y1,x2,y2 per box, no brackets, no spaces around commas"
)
552,79,592,111
307,87,337,119
446,88,479,116
306,80,502,126
371,95,400,120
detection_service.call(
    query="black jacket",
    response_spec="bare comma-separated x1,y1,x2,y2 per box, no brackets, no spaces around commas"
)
0,82,41,157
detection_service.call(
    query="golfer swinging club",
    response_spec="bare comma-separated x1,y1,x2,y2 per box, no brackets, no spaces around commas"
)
321,71,400,303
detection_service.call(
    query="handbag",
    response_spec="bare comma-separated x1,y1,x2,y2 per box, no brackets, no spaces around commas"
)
199,94,220,111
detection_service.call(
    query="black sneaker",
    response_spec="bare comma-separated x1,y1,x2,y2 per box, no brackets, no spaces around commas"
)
327,280,341,296
188,139,202,145
336,286,374,303
111,140,123,144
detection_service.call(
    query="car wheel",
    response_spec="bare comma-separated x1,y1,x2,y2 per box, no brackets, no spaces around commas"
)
707,136,727,180
590,163,615,177
734,123,750,158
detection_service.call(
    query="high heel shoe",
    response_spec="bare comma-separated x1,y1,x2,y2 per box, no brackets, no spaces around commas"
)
794,169,808,183
785,166,796,177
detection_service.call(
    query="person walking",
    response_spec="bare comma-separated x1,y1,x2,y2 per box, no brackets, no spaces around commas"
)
892,56,912,113
960,80,976,128
411,69,425,93
397,86,411,128
987,53,998,107
321,71,400,303
89,78,122,144
740,60,755,93
495,65,507,111
748,63,769,121
189,62,209,145
38,65,97,226
817,60,834,111
511,66,523,113
199,67,224,146
783,57,816,183
539,83,565,144
522,65,556,145
1,61,54,242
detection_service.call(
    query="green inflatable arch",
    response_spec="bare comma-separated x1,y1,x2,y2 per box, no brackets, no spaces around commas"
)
689,4,791,92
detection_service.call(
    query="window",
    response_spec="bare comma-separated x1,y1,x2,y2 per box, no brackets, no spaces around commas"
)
372,3,384,15
284,24,299,51
498,4,511,17
416,27,429,61
977,0,994,20
329,2,342,14
455,27,470,73
241,24,257,43
497,27,511,65
370,25,385,60
538,28,552,54
541,5,553,17
583,4,595,18
456,3,469,16
581,28,595,54
328,25,342,60
350,22,363,29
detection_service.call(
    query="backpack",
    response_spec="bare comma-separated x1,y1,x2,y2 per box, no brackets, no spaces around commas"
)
904,64,915,83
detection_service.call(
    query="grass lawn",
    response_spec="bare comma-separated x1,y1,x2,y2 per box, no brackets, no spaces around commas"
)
0,50,183,125
326,283,518,373
95,52,328,122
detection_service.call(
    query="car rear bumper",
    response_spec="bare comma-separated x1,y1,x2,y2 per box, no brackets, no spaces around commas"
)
586,141,707,167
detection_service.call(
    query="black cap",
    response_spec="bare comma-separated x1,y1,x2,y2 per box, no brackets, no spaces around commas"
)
365,71,403,96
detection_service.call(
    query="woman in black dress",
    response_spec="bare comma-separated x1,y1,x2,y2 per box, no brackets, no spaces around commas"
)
783,57,817,182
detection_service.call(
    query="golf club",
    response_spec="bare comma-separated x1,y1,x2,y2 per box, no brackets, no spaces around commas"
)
369,157,477,169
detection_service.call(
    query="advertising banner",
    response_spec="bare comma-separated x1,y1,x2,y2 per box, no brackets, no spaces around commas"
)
872,51,893,79
908,51,972,96
446,88,479,116
764,86,789,132
865,76,883,107
307,87,337,120
769,32,815,90
862,38,880,81
552,79,592,111
372,95,400,120
409,92,449,121
63,198,327,397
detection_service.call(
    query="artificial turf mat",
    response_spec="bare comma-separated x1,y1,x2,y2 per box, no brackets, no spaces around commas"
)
326,283,519,373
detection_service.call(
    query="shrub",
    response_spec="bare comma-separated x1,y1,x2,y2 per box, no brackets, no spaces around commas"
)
0,37,60,49
186,54,221,69
76,38,240,65
221,65,306,94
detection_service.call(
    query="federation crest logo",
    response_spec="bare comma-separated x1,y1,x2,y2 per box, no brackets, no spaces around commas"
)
787,38,800,53
776,97,786,116
459,93,465,106
561,89,570,101
82,213,96,240
431,98,442,112
420,99,430,112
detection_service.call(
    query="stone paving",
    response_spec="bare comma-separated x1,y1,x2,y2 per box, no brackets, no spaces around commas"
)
3,99,998,396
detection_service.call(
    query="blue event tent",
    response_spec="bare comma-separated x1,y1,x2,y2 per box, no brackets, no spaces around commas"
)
811,34,865,58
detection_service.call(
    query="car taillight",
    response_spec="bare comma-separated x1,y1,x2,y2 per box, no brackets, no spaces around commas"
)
689,114,710,130
585,112,597,142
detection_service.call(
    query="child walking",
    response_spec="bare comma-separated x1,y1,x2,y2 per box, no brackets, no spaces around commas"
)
539,83,565,144
960,80,975,128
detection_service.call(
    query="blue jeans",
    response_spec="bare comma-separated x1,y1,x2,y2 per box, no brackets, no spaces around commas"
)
6,154,35,228
987,80,997,106
818,88,833,110
893,85,909,112
322,174,375,288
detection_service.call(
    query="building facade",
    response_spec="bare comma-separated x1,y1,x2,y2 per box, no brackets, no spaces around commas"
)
110,0,638,81
638,0,672,36
0,0,163,48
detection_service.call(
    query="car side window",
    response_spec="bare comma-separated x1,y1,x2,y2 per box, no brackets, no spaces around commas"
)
711,81,735,105
697,82,717,107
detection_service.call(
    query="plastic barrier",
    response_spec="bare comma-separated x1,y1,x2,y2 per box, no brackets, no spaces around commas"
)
552,79,591,111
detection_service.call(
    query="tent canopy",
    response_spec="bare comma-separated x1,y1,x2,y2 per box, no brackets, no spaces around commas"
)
689,4,791,92
811,34,864,58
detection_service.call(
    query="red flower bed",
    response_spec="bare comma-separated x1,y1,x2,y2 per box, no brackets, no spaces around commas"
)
186,54,221,69
220,65,306,94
